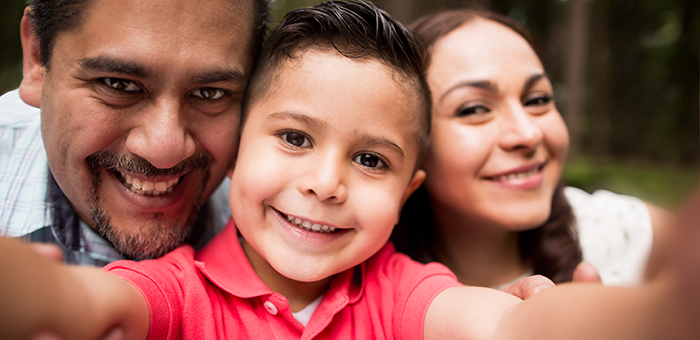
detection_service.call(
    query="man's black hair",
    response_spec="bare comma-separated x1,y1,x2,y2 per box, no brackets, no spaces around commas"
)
26,0,270,69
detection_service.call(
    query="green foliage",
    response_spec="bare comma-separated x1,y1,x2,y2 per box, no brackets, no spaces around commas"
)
564,156,699,209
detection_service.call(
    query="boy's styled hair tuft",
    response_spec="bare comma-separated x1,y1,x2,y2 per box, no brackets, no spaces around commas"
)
244,1,431,156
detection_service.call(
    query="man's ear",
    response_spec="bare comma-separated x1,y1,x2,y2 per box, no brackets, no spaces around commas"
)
18,7,43,108
400,169,426,208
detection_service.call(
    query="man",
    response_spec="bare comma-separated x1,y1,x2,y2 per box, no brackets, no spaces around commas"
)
0,0,269,266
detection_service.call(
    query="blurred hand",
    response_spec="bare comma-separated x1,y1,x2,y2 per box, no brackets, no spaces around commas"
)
502,274,555,300
572,261,602,284
28,243,64,263
28,328,124,340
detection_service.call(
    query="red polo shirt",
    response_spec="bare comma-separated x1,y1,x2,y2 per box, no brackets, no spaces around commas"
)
105,220,460,340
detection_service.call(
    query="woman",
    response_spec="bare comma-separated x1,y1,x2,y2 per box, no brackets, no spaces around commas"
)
391,9,669,287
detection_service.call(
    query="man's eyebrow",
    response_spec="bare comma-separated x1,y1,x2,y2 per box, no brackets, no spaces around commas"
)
79,56,149,78
193,69,247,85
439,80,498,103
523,74,548,92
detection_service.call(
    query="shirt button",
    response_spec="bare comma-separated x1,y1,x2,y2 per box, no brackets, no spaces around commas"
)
264,301,278,315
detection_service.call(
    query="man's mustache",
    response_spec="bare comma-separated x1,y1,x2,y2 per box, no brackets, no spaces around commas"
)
86,150,212,177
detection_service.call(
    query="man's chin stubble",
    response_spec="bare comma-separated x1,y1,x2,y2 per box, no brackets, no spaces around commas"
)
85,151,210,260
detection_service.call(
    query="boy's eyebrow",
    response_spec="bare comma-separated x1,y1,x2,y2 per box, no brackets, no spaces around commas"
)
439,80,498,103
79,56,149,78
266,112,328,130
358,135,405,159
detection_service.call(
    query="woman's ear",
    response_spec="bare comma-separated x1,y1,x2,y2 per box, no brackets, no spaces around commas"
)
19,7,44,108
401,169,426,208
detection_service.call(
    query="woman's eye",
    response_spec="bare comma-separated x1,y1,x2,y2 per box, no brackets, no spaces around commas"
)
456,104,490,117
525,95,552,106
102,78,141,92
353,153,386,169
191,87,226,100
281,132,311,148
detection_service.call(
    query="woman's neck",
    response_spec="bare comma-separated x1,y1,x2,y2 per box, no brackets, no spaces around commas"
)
430,203,530,288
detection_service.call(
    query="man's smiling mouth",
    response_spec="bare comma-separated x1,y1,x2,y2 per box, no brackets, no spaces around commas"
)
116,171,181,196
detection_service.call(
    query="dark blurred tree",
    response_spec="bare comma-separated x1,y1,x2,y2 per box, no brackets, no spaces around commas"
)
372,0,699,165
0,0,25,96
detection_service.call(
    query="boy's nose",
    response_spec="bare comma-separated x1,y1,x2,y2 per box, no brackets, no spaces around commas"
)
125,98,196,170
299,153,348,203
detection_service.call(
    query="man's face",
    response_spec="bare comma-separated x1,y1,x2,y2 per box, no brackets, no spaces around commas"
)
37,0,254,259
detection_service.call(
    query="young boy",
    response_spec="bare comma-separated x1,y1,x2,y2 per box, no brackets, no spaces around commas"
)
2,1,700,340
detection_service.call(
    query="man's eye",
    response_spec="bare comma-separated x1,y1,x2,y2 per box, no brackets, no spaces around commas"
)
102,78,141,92
191,87,226,100
281,132,311,148
353,153,386,169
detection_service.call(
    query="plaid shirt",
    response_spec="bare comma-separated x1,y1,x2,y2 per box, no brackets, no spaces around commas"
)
0,89,231,266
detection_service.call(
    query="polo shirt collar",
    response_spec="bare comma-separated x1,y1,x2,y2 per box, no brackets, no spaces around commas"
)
195,220,365,304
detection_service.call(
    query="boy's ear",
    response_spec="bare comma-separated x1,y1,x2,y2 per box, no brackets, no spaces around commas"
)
19,7,44,108
400,169,426,208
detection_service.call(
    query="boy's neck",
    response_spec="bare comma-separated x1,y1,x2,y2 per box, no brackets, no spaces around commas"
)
430,204,529,288
241,239,333,312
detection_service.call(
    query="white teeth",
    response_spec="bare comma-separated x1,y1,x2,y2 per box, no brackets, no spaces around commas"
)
285,213,337,233
121,173,180,196
493,167,540,182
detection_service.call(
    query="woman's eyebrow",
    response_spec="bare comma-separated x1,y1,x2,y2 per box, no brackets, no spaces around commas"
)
439,80,498,103
523,74,549,92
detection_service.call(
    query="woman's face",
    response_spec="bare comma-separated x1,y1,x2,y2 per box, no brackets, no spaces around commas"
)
423,19,569,230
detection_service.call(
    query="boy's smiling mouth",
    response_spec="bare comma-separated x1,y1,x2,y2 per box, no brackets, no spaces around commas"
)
277,210,339,234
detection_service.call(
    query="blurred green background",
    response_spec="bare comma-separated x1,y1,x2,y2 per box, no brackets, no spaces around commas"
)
2,0,698,209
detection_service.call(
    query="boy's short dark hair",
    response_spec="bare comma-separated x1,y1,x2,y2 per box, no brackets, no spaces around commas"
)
244,0,432,159
27,0,270,69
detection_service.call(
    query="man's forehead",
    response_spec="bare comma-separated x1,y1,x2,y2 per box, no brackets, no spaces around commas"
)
57,0,256,77
80,0,255,38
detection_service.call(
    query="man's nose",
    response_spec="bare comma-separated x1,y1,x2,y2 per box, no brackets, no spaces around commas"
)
125,98,196,169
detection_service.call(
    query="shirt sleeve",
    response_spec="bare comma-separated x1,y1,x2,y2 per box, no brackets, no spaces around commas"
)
103,245,198,340
382,247,462,340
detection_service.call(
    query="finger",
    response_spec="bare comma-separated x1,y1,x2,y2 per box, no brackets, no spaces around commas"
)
29,243,64,263
502,274,555,300
572,261,602,284
102,328,124,340
28,331,62,340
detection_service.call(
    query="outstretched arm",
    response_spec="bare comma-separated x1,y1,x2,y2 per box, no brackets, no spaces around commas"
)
0,237,149,340
424,190,700,340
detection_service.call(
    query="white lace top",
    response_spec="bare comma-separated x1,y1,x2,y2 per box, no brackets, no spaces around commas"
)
565,186,653,286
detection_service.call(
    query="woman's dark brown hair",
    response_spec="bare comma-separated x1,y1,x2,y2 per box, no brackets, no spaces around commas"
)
390,9,582,284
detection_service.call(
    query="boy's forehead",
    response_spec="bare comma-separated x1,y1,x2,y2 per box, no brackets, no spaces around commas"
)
247,48,425,160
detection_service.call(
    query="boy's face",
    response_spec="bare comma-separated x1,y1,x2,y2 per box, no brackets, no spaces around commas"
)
229,50,425,283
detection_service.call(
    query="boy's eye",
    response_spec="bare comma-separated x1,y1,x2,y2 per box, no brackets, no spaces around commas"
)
456,104,490,117
281,131,312,148
191,87,226,100
353,153,386,169
101,77,141,92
